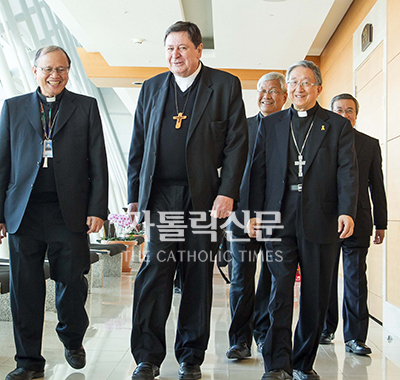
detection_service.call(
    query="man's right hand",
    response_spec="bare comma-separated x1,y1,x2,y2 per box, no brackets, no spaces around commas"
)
127,202,140,231
0,223,7,244
247,217,261,239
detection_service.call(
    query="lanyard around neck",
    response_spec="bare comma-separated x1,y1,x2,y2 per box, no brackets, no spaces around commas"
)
39,100,59,140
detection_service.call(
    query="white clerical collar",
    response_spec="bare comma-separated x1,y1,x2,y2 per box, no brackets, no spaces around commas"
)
297,110,308,118
174,62,202,92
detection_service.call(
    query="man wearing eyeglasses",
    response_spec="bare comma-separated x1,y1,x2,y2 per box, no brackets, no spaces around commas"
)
0,46,108,380
319,94,387,355
247,61,358,380
226,72,287,360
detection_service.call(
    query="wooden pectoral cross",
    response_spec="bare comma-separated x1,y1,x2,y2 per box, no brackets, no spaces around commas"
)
295,154,306,177
173,112,187,129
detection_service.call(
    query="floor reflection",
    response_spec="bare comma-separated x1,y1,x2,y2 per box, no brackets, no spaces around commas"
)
0,272,399,379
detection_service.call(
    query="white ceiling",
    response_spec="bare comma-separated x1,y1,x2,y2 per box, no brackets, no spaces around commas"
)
45,0,353,71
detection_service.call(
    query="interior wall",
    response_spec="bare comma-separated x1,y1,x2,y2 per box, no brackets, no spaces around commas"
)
319,0,377,108
386,0,400,308
355,42,385,321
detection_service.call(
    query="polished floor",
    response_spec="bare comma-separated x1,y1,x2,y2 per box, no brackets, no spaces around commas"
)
1,263,400,380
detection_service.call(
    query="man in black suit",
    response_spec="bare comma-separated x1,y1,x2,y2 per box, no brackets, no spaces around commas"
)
227,72,287,360
127,22,248,380
319,94,387,355
248,61,358,380
0,46,108,380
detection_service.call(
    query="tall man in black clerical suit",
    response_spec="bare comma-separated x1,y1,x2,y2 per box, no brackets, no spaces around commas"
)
0,46,108,380
227,72,287,360
319,94,387,355
127,22,248,380
248,61,358,380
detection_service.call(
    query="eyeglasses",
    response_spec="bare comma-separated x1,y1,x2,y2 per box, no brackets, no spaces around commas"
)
287,80,318,89
257,89,283,96
36,66,70,75
334,109,355,116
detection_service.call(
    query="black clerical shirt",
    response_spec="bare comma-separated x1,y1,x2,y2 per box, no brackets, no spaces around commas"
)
287,103,318,186
153,70,202,185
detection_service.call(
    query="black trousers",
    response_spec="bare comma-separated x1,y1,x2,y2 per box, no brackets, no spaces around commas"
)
323,235,370,342
131,184,222,367
8,200,90,372
228,238,271,347
262,190,337,374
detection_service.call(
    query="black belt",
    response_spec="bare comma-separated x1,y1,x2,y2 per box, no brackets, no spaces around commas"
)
288,184,302,192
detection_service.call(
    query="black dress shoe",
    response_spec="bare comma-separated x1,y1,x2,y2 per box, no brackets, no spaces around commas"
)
226,342,251,359
65,346,86,369
319,331,335,345
345,339,372,355
131,362,160,379
293,369,320,380
5,368,44,380
178,362,201,380
261,369,292,379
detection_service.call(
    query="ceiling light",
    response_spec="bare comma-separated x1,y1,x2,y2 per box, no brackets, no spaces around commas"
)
132,38,145,44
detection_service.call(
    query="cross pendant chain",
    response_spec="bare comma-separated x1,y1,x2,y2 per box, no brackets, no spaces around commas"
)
173,112,187,129
294,154,306,177
290,120,314,178
173,81,192,130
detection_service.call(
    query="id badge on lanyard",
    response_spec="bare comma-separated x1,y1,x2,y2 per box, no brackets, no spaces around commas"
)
43,139,53,168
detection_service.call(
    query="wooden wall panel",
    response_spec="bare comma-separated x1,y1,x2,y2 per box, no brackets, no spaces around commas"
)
356,71,384,140
388,0,400,63
369,292,383,321
388,47,400,141
387,137,400,221
367,243,383,299
320,40,353,108
320,0,377,77
386,221,400,307
355,44,383,93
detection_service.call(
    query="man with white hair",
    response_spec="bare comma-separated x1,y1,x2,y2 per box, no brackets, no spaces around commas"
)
227,72,287,359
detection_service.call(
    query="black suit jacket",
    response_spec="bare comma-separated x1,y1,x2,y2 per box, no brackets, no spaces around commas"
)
127,65,248,217
229,113,261,237
0,89,108,234
249,104,358,245
352,129,387,237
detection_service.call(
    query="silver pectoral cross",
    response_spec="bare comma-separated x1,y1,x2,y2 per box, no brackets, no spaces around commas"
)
295,154,306,177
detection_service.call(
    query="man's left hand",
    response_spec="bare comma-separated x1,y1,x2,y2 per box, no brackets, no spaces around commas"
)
86,216,104,234
373,229,385,245
338,215,354,239
210,195,234,219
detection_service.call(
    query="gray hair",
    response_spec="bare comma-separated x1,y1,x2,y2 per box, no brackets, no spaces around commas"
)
330,93,360,115
286,60,322,85
257,72,287,93
34,45,71,67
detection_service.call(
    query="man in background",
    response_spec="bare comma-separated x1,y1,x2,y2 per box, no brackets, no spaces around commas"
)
227,72,287,359
320,93,387,356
